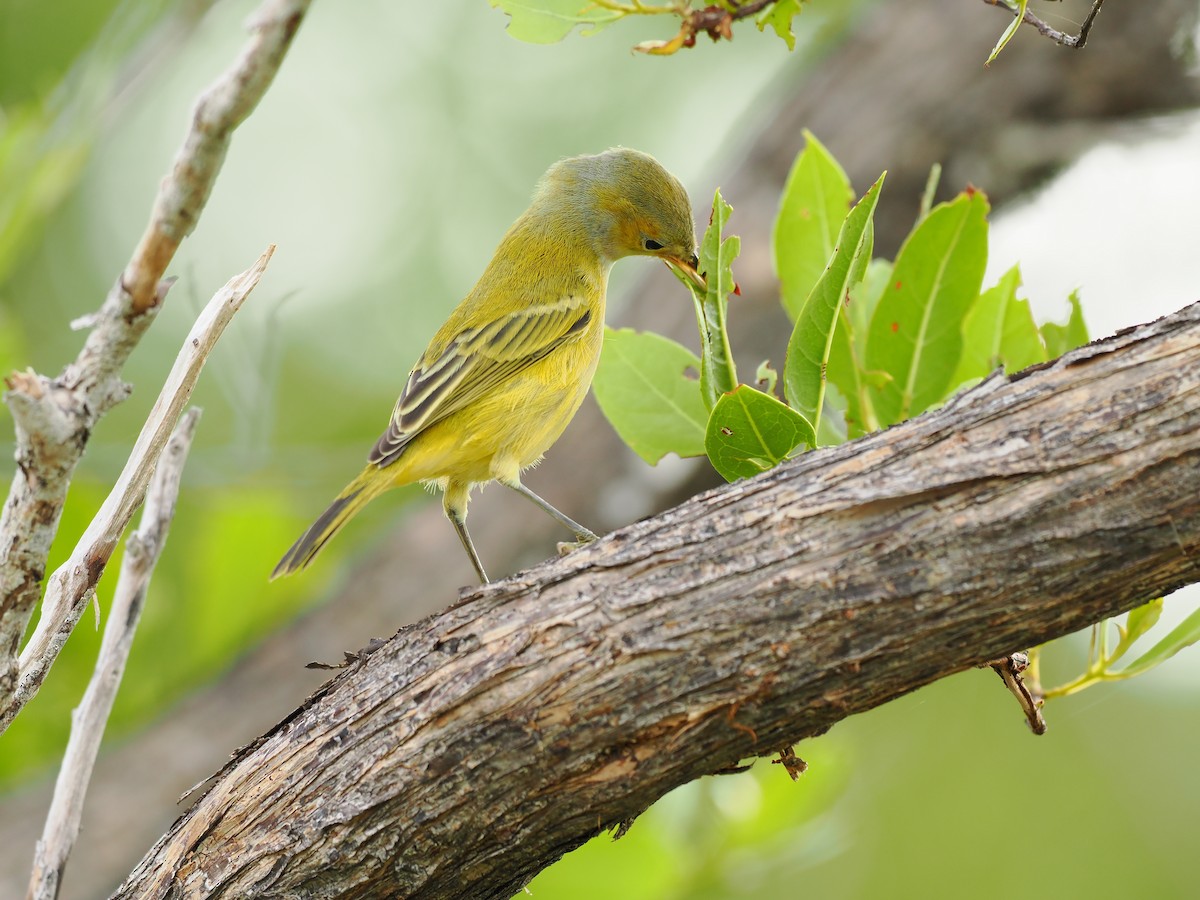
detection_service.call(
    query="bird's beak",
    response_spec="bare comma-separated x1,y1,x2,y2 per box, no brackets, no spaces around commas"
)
666,252,706,293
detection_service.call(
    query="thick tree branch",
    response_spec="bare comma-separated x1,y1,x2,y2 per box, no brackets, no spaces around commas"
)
29,408,201,900
116,300,1200,898
0,248,274,735
0,0,309,713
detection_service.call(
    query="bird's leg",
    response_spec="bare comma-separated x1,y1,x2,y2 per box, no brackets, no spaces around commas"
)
502,479,599,543
449,514,489,583
444,484,489,583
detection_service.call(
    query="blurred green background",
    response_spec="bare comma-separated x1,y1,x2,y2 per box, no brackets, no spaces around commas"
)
2,0,1198,897
0,0,794,785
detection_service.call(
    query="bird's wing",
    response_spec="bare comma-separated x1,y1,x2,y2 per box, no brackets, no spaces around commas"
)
368,296,593,467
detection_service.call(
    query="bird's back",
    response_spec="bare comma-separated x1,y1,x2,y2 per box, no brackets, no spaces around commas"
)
378,209,609,489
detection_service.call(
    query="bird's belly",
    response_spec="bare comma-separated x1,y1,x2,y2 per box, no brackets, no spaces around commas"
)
486,336,600,478
390,328,601,487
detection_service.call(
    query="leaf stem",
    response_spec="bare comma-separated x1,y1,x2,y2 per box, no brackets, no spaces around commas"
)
588,0,686,14
917,163,941,225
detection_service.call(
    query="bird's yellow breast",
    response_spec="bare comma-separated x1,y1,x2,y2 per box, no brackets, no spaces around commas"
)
385,307,604,489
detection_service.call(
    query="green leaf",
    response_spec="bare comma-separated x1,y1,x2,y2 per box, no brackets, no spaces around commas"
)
826,316,869,439
1119,604,1200,677
692,189,740,410
916,162,942,225
996,269,1048,373
847,259,892,347
952,265,1047,386
1111,599,1164,662
1040,290,1090,358
865,190,990,426
487,0,621,43
815,382,849,446
784,172,885,442
705,385,815,482
996,294,1045,373
757,0,804,50
827,259,892,439
754,360,778,396
952,268,1014,384
593,327,708,464
773,131,853,321
986,0,1028,65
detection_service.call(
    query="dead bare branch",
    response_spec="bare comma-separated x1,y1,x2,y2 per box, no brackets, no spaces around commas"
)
27,408,201,900
1,247,274,735
0,0,310,714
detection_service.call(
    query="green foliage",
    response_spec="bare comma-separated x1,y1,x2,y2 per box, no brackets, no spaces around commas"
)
528,745,850,899
986,0,1029,65
1040,290,1089,357
593,133,1194,705
487,1,810,54
757,0,805,52
692,189,740,409
952,264,1046,384
754,359,778,396
773,131,853,321
485,0,621,43
1120,604,1200,676
827,258,891,439
783,172,883,440
865,190,990,425
705,385,814,482
595,137,1096,488
593,328,707,464
1035,600,1200,698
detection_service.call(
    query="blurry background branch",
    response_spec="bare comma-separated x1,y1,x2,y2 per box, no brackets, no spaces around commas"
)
0,0,309,717
115,298,1200,898
28,408,200,900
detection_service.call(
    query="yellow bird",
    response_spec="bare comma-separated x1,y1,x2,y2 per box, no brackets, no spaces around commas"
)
273,149,701,583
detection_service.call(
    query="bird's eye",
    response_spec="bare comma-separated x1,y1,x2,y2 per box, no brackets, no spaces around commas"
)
643,239,664,251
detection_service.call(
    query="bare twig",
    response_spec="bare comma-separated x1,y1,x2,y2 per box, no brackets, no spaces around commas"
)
985,652,1047,735
728,0,776,20
980,0,1106,49
0,0,309,711
0,247,274,736
27,409,201,900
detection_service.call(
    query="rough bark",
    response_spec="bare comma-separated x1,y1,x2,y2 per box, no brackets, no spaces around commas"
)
113,301,1200,898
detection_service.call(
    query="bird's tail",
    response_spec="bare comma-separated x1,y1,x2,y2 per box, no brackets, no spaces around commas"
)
271,466,387,579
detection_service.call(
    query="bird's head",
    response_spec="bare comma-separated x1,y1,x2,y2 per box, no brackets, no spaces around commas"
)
542,148,704,289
